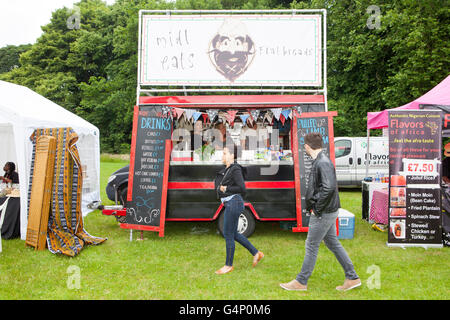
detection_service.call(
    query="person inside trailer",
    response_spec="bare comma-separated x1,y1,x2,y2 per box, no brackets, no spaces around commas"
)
240,121,269,151
211,120,235,151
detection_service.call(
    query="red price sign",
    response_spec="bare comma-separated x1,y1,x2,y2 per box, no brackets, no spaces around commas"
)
403,159,439,176
407,162,435,174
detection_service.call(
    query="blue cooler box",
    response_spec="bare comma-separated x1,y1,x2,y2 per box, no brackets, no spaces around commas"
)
337,209,355,239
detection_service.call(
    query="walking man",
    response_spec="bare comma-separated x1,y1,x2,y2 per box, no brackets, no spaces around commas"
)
280,132,361,291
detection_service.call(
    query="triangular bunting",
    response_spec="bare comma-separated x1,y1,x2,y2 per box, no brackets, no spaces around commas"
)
206,109,218,122
226,110,238,125
239,114,250,125
281,109,291,120
271,108,282,121
184,109,196,123
193,111,202,122
174,108,185,119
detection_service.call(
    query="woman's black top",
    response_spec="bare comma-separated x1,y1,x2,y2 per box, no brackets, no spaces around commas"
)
4,171,19,184
214,163,247,199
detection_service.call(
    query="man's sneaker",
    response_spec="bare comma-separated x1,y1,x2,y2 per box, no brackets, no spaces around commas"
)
336,278,361,291
279,279,307,291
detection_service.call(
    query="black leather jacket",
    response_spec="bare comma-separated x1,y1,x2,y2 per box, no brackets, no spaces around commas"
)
305,151,341,216
214,163,247,200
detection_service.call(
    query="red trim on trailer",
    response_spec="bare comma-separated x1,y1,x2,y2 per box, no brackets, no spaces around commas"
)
297,111,337,118
291,111,339,233
168,182,214,189
119,223,161,232
167,181,295,190
158,139,172,237
139,95,325,106
291,111,303,231
102,209,126,216
127,105,139,201
327,113,337,167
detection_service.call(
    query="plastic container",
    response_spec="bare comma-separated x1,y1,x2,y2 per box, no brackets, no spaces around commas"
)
337,209,355,239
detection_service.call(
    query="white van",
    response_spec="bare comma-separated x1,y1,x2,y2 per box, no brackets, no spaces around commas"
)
334,137,389,187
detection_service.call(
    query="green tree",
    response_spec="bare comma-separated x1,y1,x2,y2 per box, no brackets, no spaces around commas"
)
0,44,32,74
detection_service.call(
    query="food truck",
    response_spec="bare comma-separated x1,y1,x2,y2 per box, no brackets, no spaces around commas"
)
101,9,338,238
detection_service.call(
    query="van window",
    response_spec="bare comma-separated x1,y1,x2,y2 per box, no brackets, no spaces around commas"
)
335,140,351,158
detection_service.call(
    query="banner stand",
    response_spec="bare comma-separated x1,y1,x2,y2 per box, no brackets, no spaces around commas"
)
387,110,443,248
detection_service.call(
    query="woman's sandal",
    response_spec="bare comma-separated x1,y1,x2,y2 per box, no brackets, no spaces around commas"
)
215,266,234,275
252,251,264,267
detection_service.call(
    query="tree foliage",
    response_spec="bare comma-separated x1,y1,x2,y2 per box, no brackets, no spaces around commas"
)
0,0,448,151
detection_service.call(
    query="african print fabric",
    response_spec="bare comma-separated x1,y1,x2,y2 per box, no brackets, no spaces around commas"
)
28,128,106,256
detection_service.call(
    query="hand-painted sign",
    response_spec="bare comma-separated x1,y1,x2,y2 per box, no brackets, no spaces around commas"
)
139,14,322,87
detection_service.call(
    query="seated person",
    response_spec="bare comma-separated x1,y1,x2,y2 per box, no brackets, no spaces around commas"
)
1,162,19,185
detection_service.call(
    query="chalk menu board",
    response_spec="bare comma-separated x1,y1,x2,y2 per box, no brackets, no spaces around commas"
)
125,105,173,228
294,114,333,228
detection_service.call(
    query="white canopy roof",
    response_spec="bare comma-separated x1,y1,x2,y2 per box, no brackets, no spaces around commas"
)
0,80,100,240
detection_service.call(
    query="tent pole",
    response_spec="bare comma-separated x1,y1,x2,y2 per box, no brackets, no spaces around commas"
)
366,127,370,178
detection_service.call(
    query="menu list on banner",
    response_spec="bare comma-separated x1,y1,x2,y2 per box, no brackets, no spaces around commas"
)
388,110,443,247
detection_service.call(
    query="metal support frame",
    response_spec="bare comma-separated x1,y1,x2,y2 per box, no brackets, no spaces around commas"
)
136,9,328,110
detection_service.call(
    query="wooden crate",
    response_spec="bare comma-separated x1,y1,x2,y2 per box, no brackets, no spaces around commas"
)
26,136,56,250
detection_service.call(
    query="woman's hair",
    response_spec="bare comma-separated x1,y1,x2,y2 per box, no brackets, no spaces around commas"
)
5,162,15,173
304,133,323,150
224,144,240,162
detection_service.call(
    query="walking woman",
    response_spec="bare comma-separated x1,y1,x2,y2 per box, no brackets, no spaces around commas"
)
214,145,264,275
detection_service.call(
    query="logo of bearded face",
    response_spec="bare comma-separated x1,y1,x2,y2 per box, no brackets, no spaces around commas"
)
208,18,255,82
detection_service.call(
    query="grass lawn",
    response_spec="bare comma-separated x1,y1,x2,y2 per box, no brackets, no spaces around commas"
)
0,159,448,300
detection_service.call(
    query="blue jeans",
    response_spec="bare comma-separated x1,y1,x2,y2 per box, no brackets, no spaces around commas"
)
296,210,359,285
222,194,258,266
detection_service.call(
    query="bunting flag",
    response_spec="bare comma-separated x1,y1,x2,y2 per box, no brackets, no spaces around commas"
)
174,107,185,119
239,114,250,125
161,106,171,118
280,114,286,125
226,110,238,125
263,111,273,125
193,111,202,122
271,108,282,121
202,113,209,123
206,109,218,123
250,109,260,122
295,105,302,117
183,109,195,123
281,109,291,121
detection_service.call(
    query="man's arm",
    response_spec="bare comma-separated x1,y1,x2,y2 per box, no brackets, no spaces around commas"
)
313,161,337,214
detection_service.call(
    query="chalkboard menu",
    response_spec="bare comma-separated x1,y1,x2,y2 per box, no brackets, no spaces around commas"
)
124,105,173,233
292,112,336,230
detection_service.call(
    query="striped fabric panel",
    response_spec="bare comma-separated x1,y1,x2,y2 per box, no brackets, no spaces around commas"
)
29,127,106,257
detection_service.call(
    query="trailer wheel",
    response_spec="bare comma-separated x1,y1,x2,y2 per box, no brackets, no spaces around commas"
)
218,207,256,238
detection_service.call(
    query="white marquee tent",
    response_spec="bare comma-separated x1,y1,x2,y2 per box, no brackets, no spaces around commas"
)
0,80,100,240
